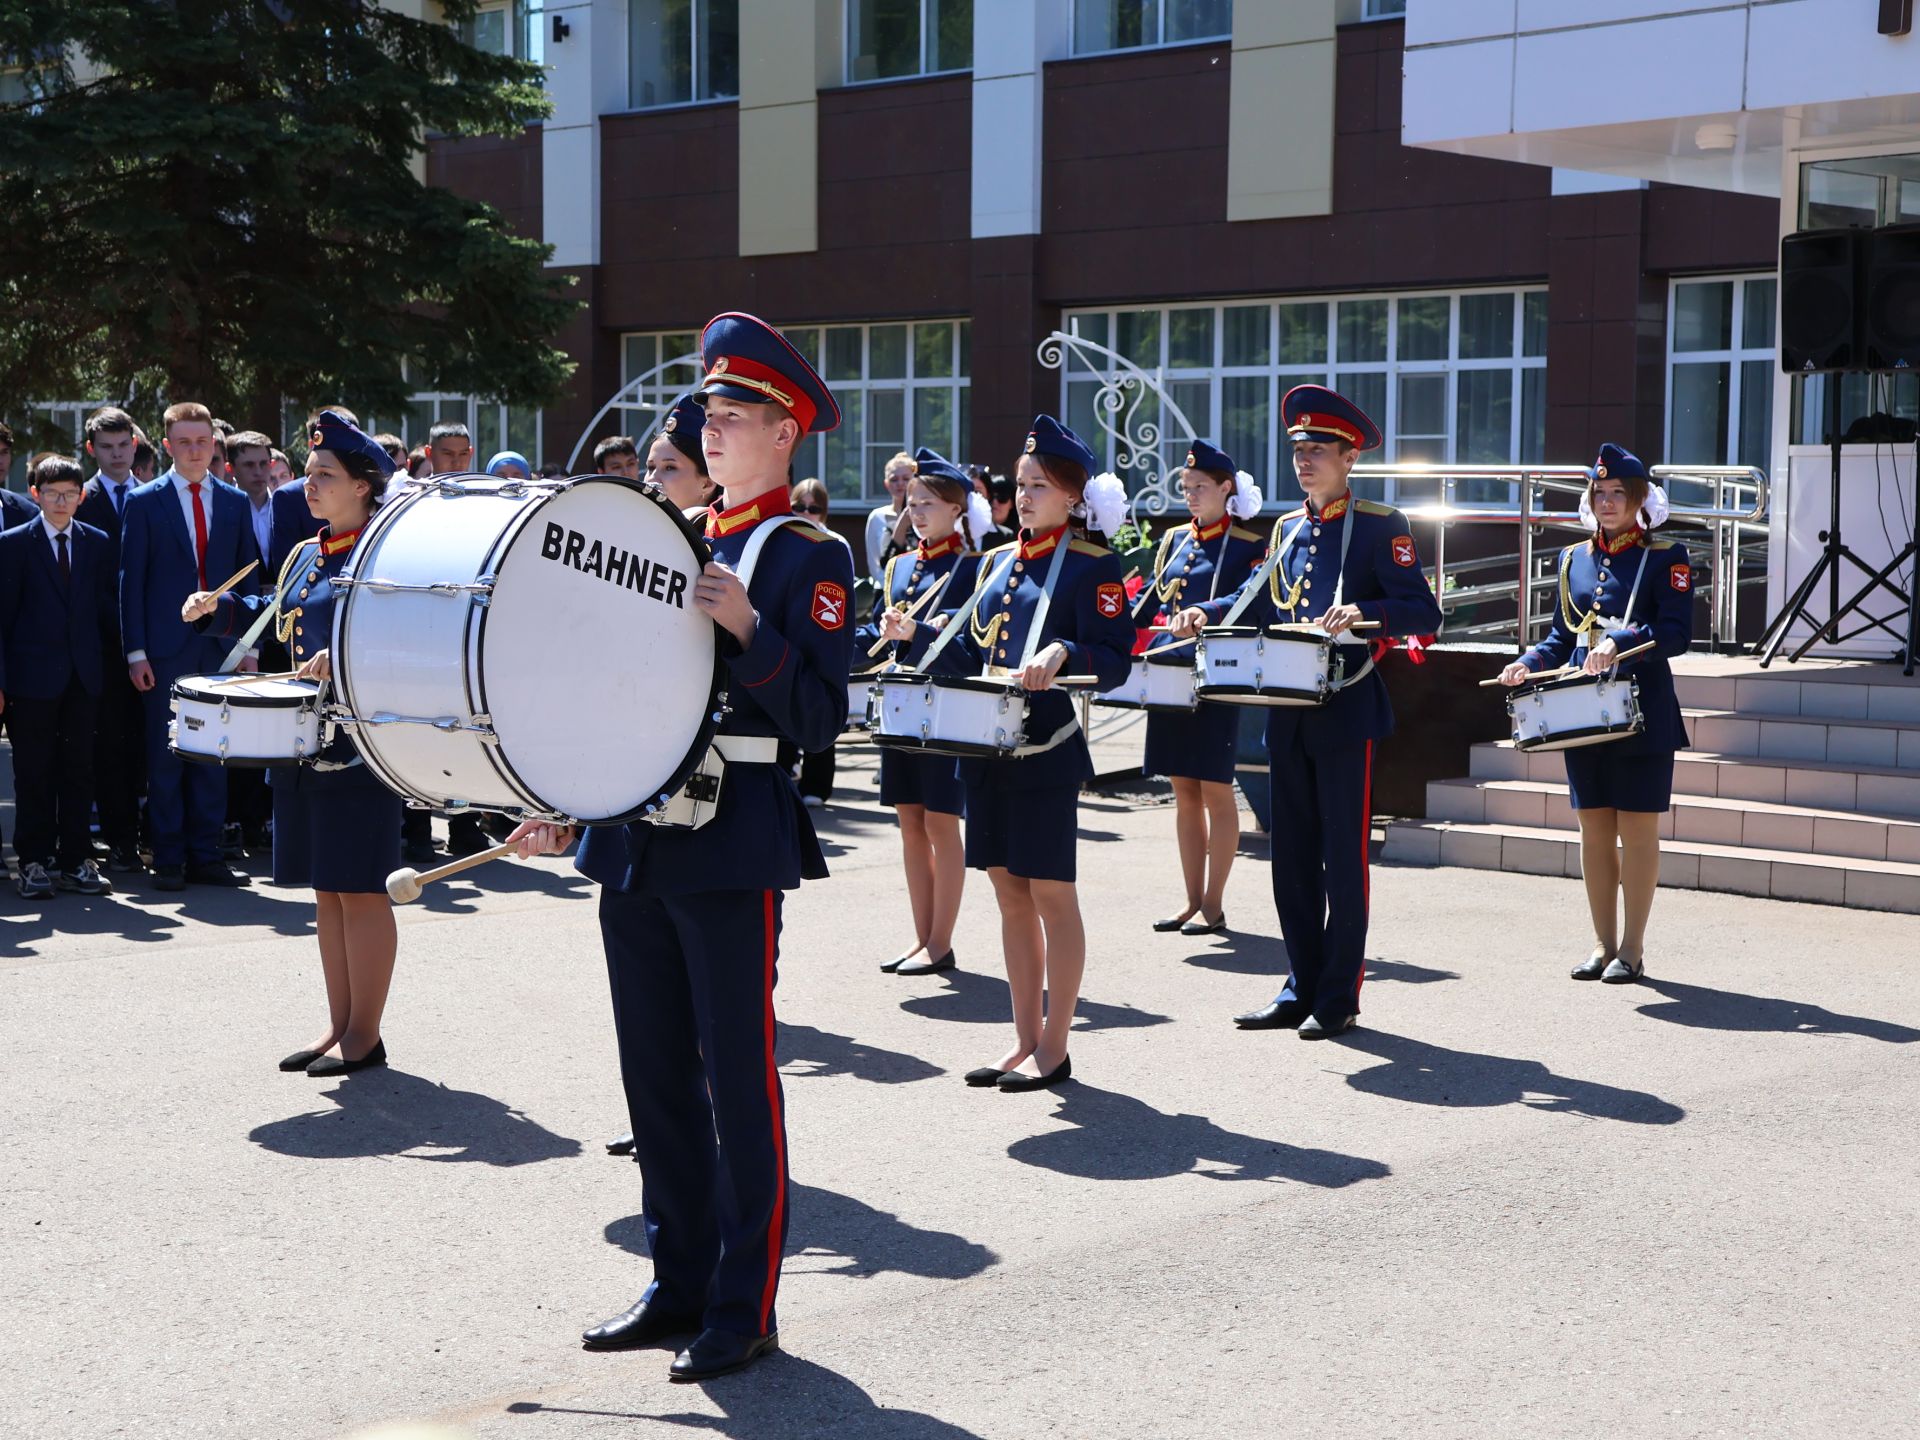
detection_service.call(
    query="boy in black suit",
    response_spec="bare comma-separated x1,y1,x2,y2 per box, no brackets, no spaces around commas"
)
77,406,148,873
0,456,116,898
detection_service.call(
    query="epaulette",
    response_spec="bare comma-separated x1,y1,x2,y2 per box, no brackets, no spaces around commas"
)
1280,508,1307,522
1229,525,1263,543
1068,537,1108,557
784,523,832,542
1641,536,1678,550
1354,499,1395,516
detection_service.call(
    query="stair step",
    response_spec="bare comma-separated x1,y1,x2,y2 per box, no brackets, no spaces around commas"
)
1426,777,1920,861
1381,819,1920,913
1673,669,1920,723
1469,742,1920,815
1685,708,1920,770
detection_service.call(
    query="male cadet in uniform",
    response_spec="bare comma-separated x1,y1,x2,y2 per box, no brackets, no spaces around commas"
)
1170,385,1442,1039
511,312,853,1382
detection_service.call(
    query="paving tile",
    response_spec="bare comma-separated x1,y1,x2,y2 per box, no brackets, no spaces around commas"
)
1503,835,1567,876
1812,816,1889,861
1697,852,1771,897
1887,826,1920,865
1757,720,1829,762
1426,784,1485,823
1674,675,1738,710
1799,683,1871,720
1674,803,1744,845
1383,824,1442,865
1771,861,1847,905
1484,787,1546,827
1543,791,1576,829
1713,762,1786,803
1657,850,1700,888
1857,772,1920,816
1743,809,1815,852
1826,725,1900,767
1735,678,1802,716
1866,685,1920,724
1673,762,1721,797
1784,767,1859,810
1439,828,1503,869
1844,868,1920,915
1899,729,1920,770
1525,750,1566,783
1696,716,1760,755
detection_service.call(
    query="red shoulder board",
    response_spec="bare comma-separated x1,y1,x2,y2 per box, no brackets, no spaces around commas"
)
1390,534,1417,568
811,580,848,629
1095,582,1125,618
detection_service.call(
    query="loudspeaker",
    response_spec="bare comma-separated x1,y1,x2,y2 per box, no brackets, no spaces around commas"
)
1865,221,1920,370
1780,228,1865,373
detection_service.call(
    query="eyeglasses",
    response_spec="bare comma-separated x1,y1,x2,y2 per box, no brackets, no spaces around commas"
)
39,490,83,506
793,503,826,515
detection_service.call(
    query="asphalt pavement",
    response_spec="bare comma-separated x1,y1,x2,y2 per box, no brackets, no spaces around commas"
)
6,743,1920,1440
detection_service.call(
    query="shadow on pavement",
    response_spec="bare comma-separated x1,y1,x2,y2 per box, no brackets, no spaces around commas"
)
407,857,595,915
604,1182,998,1282
897,967,1171,1032
1633,977,1920,1042
1006,1084,1392,1187
1177,928,1287,976
0,873,318,952
1364,958,1461,985
776,1022,944,1083
248,1069,583,1164
505,1356,987,1436
1338,1029,1685,1124
0,894,186,954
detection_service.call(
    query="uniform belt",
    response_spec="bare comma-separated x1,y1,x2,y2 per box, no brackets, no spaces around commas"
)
714,735,779,765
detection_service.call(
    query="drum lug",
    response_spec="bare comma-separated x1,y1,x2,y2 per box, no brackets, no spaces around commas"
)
217,736,229,758
219,700,230,724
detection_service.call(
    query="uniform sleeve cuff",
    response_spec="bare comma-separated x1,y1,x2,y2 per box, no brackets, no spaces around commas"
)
127,649,147,664
728,615,790,688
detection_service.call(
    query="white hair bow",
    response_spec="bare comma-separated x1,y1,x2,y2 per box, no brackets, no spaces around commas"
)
965,490,993,545
1081,471,1130,536
1579,480,1670,532
1227,471,1262,520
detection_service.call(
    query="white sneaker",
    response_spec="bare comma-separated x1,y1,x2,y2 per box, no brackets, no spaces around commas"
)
58,860,113,896
17,862,55,899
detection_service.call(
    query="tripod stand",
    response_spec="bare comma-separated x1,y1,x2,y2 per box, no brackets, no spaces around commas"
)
1756,375,1918,671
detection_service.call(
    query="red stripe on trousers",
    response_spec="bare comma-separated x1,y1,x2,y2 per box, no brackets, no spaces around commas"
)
1355,739,1374,1003
757,889,786,1335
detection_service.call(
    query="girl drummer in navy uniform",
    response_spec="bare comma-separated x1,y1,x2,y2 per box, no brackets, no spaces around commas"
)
1499,444,1691,984
510,312,854,1382
880,416,1133,1092
855,446,982,977
1137,440,1267,938
182,410,404,1077
646,395,719,515
1169,385,1443,1039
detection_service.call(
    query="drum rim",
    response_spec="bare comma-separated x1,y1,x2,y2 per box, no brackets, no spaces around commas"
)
1203,625,1332,647
171,675,320,709
870,733,1014,759
1514,672,1642,698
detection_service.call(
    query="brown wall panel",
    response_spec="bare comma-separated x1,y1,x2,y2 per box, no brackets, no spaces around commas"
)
426,126,543,241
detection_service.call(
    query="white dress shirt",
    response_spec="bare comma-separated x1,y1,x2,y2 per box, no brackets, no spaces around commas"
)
248,494,272,564
39,515,76,566
163,466,217,552
94,475,133,520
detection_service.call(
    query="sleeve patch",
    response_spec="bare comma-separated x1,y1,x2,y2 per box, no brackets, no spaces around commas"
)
1670,562,1691,594
811,580,848,630
1391,534,1417,568
1095,582,1126,618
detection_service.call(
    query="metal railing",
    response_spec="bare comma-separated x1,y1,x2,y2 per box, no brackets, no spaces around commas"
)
1343,463,1770,649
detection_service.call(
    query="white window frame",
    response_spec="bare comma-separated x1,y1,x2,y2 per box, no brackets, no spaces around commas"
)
844,0,973,85
620,319,971,503
1361,0,1406,19
1069,0,1232,58
281,392,542,469
1665,272,1776,467
1060,286,1548,507
626,0,739,112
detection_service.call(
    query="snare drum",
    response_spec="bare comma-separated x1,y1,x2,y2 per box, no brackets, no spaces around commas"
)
846,671,883,733
330,474,722,824
870,672,1029,758
1508,672,1644,752
170,674,324,766
1096,653,1198,712
1195,626,1343,707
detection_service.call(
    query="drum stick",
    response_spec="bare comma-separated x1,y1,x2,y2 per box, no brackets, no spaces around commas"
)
208,559,259,600
386,840,520,904
1275,620,1381,633
1479,639,1658,687
864,582,950,659
206,669,301,685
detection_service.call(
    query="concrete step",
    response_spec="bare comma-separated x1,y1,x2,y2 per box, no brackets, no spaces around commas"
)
1381,819,1920,914
1427,777,1920,862
1673,667,1920,723
1469,741,1920,816
1686,708,1920,770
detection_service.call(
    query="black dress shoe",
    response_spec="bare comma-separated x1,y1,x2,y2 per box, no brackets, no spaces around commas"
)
997,1055,1071,1092
184,860,251,887
606,1133,636,1156
895,949,955,976
306,1040,387,1076
1151,913,1195,933
444,820,489,858
153,865,186,892
107,848,143,875
1298,1014,1357,1040
278,1049,325,1072
963,1067,1006,1087
1601,955,1645,984
878,954,912,973
669,1328,779,1381
1181,914,1227,936
581,1298,701,1351
401,838,439,866
1571,951,1610,981
1234,999,1310,1030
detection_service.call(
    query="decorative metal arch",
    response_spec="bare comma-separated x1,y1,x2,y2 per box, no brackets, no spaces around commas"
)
565,350,704,473
1036,329,1200,520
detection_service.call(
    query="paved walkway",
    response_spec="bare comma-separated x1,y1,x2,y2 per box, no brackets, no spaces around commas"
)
6,745,1919,1439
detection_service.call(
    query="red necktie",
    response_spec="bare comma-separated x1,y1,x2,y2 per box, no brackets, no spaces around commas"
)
188,481,208,590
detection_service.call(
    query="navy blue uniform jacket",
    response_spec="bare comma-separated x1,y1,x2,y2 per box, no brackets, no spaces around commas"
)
577,499,857,895
853,539,983,668
1133,516,1268,653
1520,533,1693,754
1198,495,1443,748
923,526,1135,787
0,520,115,699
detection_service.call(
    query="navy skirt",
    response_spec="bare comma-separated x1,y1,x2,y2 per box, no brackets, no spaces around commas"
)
1143,701,1239,784
271,762,404,894
963,781,1079,883
879,749,966,816
1563,745,1676,814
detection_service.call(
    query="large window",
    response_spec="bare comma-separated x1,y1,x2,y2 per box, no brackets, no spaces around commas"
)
629,0,738,110
620,320,971,504
1666,275,1775,473
1361,0,1406,18
279,391,542,469
847,0,971,83
1072,0,1231,55
466,0,545,68
1060,289,1547,505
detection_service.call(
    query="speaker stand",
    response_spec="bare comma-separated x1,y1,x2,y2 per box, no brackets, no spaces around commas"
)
1756,377,1916,668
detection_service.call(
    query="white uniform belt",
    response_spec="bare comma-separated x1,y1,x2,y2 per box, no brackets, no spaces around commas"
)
714,735,780,764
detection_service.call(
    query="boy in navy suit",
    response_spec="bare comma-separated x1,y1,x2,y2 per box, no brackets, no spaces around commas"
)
0,457,116,898
77,405,149,873
119,401,260,891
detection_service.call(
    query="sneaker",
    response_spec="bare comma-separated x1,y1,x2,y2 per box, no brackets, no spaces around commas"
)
801,795,825,809
16,862,55,900
107,848,144,875
57,860,114,896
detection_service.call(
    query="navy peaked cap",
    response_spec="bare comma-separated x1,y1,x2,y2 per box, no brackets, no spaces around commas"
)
1022,414,1096,473
660,395,710,472
1282,384,1382,452
1594,442,1648,481
695,312,840,435
309,409,396,477
1184,439,1236,477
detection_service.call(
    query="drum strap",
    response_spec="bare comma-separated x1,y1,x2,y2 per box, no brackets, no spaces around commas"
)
1016,535,1073,669
1567,543,1650,654
730,514,810,591
1221,513,1311,627
917,548,1017,674
219,598,282,675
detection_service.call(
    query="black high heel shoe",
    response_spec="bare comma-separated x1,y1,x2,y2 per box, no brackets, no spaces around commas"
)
306,1040,387,1077
997,1055,1071,1092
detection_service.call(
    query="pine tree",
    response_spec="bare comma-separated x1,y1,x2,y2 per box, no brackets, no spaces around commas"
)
0,1,576,439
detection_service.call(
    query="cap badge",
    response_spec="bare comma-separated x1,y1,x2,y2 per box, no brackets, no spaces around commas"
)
662,415,678,433
1299,413,1313,428
1185,451,1196,467
711,357,730,375
1023,434,1037,454
310,428,324,448
1596,464,1608,479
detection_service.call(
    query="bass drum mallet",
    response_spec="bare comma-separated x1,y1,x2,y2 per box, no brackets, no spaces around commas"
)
386,839,522,904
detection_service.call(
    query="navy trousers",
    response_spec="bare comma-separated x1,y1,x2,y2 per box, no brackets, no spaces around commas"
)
143,647,228,868
1267,736,1375,1024
600,886,790,1338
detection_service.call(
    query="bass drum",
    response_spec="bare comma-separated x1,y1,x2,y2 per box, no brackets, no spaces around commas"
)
331,474,721,825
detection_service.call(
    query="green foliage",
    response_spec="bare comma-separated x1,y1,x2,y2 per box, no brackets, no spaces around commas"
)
0,0,577,432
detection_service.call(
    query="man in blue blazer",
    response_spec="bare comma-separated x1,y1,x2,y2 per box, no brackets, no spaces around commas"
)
119,402,260,890
76,406,148,872
0,457,117,897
